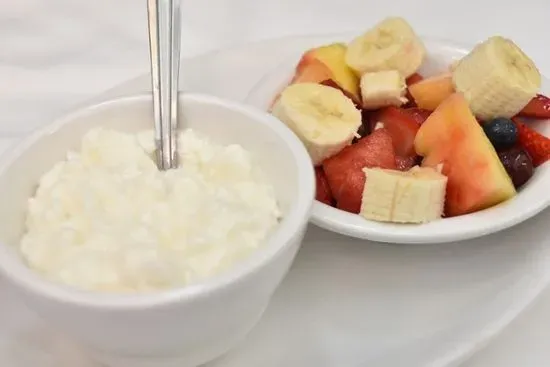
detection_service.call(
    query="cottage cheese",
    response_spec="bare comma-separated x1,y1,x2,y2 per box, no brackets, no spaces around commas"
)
20,128,281,293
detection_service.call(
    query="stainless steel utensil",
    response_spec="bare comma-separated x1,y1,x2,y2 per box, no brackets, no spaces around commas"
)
147,0,181,170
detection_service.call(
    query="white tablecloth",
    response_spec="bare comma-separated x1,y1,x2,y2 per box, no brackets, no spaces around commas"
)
2,1,550,365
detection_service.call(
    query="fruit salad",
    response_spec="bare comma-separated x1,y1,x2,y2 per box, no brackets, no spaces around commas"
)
270,16,550,224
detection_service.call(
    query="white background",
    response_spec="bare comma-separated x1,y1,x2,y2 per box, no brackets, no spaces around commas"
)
2,0,550,365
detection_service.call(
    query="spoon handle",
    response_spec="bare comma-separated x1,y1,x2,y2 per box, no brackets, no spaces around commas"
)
147,0,180,170
170,0,181,168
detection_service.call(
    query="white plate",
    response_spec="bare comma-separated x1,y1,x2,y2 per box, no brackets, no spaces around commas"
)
1,35,549,367
245,35,550,244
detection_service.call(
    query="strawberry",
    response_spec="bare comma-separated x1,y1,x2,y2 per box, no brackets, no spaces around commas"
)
517,94,550,119
406,73,424,86
315,167,335,206
405,107,432,125
320,79,362,108
513,118,550,167
395,155,417,171
323,128,396,213
404,93,417,108
369,106,421,157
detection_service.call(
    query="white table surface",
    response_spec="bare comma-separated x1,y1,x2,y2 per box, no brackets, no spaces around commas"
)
2,0,550,365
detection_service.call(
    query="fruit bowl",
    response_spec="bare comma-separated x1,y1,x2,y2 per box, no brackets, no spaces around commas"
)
246,36,550,244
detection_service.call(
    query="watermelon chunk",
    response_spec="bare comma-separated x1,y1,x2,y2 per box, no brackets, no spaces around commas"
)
323,128,396,213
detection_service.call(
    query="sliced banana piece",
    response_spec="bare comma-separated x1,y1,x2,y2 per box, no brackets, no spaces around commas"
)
360,70,407,109
360,166,447,223
452,36,541,120
345,17,426,78
271,83,362,165
449,59,461,72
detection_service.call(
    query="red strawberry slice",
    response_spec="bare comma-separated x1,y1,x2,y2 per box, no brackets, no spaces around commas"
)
315,167,335,206
513,118,550,167
404,95,417,108
369,106,421,157
395,155,417,171
320,79,362,108
517,94,550,119
406,73,424,86
405,107,432,125
323,128,397,213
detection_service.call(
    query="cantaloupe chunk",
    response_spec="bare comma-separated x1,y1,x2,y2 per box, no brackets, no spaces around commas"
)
308,43,360,101
414,93,516,216
290,58,333,84
270,44,360,110
287,43,360,100
408,73,455,111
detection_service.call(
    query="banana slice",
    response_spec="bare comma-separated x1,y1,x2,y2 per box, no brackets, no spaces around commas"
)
452,36,541,121
345,17,426,78
360,166,447,223
449,59,461,72
271,83,362,165
360,70,408,109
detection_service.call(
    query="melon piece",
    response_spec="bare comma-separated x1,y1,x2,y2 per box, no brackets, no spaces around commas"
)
308,43,360,101
291,58,333,84
414,93,516,216
288,43,360,100
271,44,361,110
408,73,455,111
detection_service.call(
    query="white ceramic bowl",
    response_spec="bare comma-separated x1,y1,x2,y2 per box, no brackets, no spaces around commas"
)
246,36,550,244
0,94,315,367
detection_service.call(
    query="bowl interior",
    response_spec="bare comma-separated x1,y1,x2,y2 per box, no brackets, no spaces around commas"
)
245,36,550,244
0,94,314,299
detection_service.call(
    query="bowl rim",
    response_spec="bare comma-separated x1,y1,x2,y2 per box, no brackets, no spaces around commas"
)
245,35,550,244
0,93,315,309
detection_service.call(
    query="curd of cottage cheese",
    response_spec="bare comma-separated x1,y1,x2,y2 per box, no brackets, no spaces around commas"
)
20,128,281,293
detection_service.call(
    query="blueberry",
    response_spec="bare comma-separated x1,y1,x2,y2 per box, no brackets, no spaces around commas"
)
483,117,518,149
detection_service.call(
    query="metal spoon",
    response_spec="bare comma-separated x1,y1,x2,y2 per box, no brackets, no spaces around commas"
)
147,0,181,170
